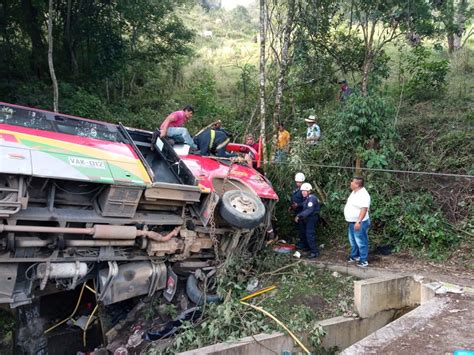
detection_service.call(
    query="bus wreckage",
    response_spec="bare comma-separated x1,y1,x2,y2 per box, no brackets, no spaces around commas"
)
0,102,278,308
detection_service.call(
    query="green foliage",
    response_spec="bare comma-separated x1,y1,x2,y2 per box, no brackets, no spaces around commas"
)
403,46,450,102
371,191,459,259
336,94,396,152
153,252,353,353
0,309,15,345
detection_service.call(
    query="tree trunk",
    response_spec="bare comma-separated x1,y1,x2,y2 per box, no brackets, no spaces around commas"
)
259,0,267,162
447,33,455,54
361,52,373,97
47,0,59,112
355,158,362,176
65,0,79,75
105,79,110,103
21,0,46,78
271,0,295,155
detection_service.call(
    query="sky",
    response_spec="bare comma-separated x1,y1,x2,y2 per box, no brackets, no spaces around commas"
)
221,0,255,10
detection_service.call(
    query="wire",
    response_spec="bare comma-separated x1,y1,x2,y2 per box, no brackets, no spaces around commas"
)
240,301,311,354
198,155,474,179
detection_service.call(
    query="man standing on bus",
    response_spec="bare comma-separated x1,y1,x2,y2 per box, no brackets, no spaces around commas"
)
160,105,197,149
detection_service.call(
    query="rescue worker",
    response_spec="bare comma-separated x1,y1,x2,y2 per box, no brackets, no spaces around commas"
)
295,182,320,259
193,127,234,157
289,173,306,251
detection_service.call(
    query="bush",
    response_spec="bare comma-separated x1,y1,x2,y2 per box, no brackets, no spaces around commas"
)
403,45,449,102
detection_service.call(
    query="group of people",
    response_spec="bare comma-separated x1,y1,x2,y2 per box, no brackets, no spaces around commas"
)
289,173,371,267
160,79,353,163
272,115,321,163
159,105,260,167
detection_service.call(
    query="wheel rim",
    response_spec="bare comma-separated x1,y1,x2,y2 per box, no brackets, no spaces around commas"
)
230,193,257,215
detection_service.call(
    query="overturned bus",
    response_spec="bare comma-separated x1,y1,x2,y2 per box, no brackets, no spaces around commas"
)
0,102,277,308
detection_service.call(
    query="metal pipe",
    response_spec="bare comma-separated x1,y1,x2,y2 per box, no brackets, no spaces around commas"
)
2,224,182,243
0,225,95,235
66,240,136,247
16,238,52,247
15,237,136,247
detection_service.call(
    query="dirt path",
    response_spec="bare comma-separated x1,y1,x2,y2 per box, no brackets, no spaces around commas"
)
312,247,474,287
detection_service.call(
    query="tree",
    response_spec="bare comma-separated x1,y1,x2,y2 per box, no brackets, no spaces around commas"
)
259,0,267,161
270,0,296,141
434,0,474,53
346,0,434,96
47,0,58,112
20,0,47,77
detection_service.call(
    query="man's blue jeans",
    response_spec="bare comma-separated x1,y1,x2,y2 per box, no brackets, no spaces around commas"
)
167,127,197,149
348,219,371,262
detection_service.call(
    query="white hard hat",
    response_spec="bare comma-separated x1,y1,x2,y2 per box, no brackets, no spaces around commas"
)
294,172,305,182
300,183,312,191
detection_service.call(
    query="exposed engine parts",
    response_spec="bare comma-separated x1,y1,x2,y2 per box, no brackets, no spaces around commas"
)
35,261,88,290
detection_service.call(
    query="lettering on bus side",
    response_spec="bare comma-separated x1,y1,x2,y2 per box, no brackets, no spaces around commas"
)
68,157,106,169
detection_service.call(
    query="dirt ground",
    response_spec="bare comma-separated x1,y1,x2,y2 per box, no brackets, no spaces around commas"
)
378,293,474,354
315,245,474,287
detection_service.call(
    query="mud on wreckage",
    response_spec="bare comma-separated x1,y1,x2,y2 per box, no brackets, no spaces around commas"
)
0,102,277,350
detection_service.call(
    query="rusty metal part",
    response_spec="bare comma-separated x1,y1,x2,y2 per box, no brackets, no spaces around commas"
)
137,226,181,242
1,224,182,243
147,238,183,257
92,225,137,239
146,231,213,257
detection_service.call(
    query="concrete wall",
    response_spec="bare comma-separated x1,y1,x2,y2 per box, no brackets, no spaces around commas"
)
354,276,420,318
318,310,396,350
179,332,295,355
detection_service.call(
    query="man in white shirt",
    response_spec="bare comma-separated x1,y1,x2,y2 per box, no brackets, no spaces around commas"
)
344,176,371,267
305,115,320,145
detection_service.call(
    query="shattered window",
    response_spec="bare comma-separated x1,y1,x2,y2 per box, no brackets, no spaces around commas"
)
54,115,123,142
0,104,53,131
0,104,123,143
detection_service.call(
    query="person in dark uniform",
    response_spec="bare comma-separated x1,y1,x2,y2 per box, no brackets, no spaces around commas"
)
193,128,234,157
295,182,321,259
289,172,307,251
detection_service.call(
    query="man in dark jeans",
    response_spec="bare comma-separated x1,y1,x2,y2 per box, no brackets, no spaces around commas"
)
295,182,321,259
289,172,306,251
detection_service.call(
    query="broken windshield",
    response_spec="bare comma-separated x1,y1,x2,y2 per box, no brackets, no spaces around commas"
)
0,104,124,143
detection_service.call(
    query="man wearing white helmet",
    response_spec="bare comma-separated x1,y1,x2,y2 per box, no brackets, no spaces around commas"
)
295,182,321,259
289,173,307,250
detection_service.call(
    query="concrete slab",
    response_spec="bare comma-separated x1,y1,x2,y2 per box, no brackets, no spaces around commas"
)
354,276,420,318
342,293,474,354
179,332,295,355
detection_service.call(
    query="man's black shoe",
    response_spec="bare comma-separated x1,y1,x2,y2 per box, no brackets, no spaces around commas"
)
307,253,319,259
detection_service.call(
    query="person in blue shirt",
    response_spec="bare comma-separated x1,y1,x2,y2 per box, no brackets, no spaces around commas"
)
295,182,321,259
289,173,307,251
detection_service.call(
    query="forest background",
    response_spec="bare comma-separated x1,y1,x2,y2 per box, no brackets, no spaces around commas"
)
0,0,472,263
